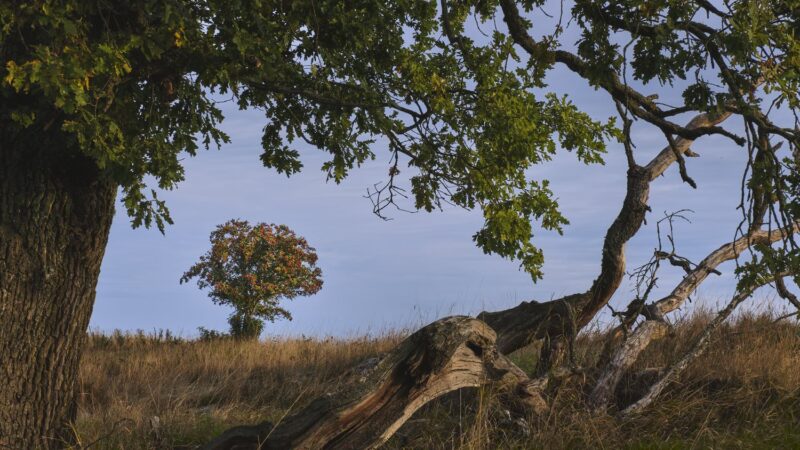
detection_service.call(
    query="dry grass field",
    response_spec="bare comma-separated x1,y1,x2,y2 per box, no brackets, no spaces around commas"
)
74,310,800,449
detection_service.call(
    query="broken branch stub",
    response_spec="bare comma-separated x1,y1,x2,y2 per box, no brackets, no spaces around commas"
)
204,316,545,450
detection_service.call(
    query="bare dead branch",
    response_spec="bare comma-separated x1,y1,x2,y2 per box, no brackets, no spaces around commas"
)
654,222,800,316
589,224,799,411
621,273,789,416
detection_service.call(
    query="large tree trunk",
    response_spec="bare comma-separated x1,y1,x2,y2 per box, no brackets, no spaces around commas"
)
0,131,116,449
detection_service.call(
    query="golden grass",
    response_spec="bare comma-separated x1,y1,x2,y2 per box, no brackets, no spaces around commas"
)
75,312,800,449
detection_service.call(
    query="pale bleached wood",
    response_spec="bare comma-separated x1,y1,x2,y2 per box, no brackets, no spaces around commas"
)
653,224,799,316
588,320,669,409
621,280,775,416
591,225,798,411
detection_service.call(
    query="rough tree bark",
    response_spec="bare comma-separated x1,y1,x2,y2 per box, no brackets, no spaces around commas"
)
0,129,117,449
203,317,547,450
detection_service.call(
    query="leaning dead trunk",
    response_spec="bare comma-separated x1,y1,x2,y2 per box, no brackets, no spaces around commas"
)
590,225,799,411
204,316,546,450
0,133,116,449
588,320,669,409
621,272,791,416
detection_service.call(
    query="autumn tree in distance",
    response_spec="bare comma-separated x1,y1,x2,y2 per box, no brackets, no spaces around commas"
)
181,220,323,340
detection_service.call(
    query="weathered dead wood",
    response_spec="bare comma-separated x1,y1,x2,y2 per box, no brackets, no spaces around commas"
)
205,104,755,450
591,225,799,411
588,320,669,409
652,224,799,317
204,316,545,450
620,273,788,416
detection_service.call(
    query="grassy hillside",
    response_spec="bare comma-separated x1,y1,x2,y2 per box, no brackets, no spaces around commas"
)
74,311,800,449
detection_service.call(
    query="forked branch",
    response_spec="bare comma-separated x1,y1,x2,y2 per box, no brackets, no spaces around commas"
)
478,111,734,356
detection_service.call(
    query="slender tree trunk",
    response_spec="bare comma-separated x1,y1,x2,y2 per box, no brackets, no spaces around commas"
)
0,130,116,449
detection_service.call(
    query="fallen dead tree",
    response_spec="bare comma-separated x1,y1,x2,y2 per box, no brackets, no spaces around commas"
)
204,317,546,449
205,146,800,450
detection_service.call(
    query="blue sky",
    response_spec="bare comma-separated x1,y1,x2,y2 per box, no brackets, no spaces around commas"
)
90,9,787,337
